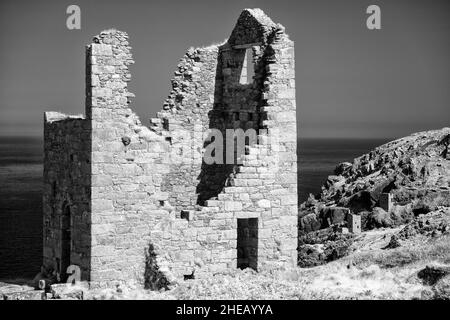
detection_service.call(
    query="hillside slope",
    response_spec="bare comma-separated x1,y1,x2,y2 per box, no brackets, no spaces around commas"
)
299,127,450,233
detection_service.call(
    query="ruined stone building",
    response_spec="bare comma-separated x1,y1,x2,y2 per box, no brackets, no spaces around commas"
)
43,8,297,286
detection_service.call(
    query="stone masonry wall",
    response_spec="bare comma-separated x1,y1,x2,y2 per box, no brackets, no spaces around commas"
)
43,8,298,285
149,8,298,276
43,113,91,280
156,46,220,211
86,30,172,283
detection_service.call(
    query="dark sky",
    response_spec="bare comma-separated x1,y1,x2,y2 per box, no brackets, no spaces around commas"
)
0,0,449,138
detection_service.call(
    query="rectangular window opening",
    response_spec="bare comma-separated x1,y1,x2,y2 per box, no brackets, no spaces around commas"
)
239,48,255,85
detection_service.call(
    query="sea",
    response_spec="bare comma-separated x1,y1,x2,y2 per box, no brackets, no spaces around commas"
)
0,136,387,279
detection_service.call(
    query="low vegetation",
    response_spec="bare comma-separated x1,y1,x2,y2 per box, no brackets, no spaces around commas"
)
78,209,449,300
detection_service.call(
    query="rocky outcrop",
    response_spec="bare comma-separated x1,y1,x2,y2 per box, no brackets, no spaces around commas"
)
418,265,450,286
299,128,450,234
298,128,450,267
297,227,354,267
396,208,450,240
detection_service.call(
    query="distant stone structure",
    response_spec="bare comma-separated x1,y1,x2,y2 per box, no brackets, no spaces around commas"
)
347,214,361,234
379,193,393,212
43,9,298,286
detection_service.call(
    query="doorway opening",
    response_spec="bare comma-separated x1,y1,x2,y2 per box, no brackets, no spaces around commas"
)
237,218,258,270
60,204,71,281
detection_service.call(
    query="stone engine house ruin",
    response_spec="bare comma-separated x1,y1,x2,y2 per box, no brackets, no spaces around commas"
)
43,8,298,285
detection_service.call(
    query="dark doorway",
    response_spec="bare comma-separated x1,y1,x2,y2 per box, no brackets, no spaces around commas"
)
237,218,258,270
60,204,71,281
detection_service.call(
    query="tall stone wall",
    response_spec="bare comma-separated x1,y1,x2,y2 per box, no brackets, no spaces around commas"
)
148,8,298,275
43,113,91,280
43,8,298,286
86,30,173,282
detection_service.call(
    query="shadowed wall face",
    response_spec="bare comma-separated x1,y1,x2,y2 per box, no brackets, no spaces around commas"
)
43,114,91,280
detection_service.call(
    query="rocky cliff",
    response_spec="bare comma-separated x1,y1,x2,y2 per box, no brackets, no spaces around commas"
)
298,127,450,267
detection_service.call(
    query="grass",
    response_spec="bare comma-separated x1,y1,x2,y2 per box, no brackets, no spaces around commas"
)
348,235,450,269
